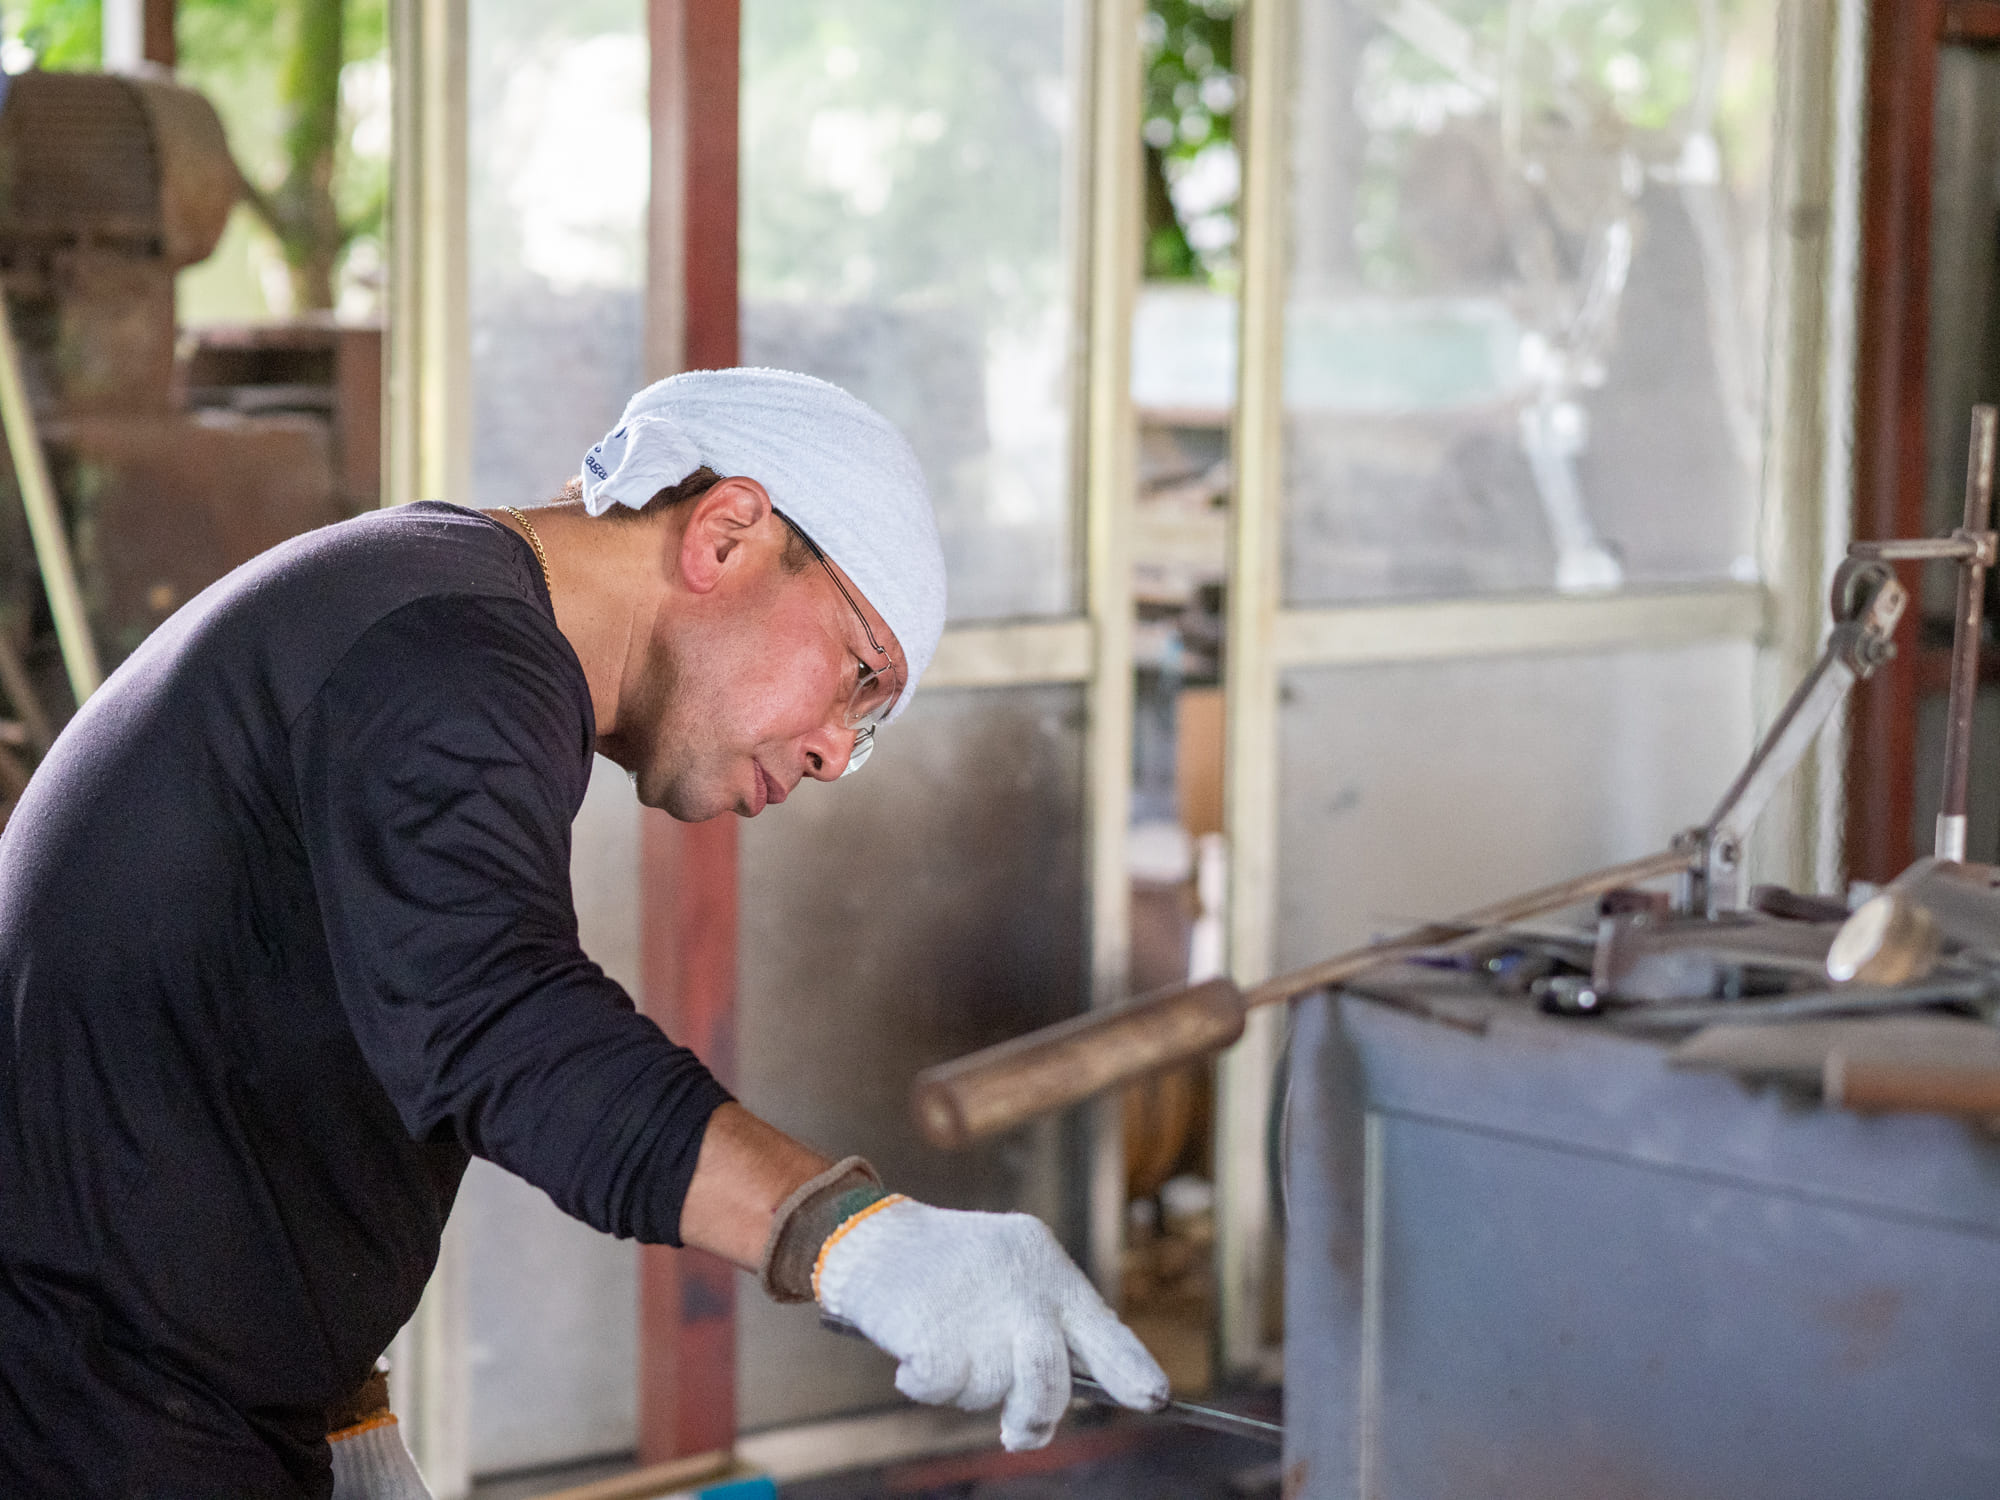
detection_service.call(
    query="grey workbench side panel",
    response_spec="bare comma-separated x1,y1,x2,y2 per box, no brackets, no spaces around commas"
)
1286,990,2000,1500
1282,992,1369,1500
1372,1111,2000,1498
1346,997,2000,1235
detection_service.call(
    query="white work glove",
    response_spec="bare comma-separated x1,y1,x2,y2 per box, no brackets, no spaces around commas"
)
814,1196,1170,1451
329,1418,434,1500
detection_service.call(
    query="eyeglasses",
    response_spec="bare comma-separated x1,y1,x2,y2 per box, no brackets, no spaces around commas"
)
776,512,903,776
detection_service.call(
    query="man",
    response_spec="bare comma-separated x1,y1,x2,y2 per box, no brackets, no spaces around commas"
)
0,368,1166,1498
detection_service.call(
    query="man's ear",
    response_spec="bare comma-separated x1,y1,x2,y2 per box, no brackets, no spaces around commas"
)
677,476,775,595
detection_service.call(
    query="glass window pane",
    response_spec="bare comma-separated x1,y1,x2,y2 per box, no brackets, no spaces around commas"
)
738,684,1089,1428
461,0,649,1474
1275,645,1755,972
741,0,1085,621
469,1,649,511
1282,1,1776,604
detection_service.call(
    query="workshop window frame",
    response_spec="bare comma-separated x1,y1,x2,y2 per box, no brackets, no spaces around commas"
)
1213,0,1870,1375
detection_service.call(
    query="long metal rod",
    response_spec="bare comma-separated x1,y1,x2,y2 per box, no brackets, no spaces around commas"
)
383,0,471,1491
0,296,100,704
1938,404,1997,860
1079,0,1143,1300
1847,535,1984,562
1070,1374,1282,1446
1241,846,1695,1011
1217,0,1294,1380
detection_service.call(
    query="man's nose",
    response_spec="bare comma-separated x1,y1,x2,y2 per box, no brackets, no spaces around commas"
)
801,723,857,781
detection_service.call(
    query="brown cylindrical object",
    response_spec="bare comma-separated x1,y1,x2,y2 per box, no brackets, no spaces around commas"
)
1825,892,1942,985
1825,1056,2000,1119
912,978,1246,1150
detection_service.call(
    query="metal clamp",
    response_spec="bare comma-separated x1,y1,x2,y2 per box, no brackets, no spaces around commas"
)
1675,559,1906,915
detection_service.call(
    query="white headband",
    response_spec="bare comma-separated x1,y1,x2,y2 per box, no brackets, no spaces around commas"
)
580,367,946,722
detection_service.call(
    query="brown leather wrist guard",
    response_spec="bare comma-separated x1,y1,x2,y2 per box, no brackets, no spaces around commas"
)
758,1155,885,1303
326,1359,392,1438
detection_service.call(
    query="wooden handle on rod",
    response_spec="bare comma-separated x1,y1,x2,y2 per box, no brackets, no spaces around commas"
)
1825,1057,2000,1119
912,978,1247,1151
911,847,1694,1149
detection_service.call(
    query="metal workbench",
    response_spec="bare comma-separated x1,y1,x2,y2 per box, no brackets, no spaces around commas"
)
1282,977,2000,1499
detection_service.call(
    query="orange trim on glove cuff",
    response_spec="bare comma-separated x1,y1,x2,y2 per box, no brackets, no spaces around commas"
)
328,1412,400,1444
812,1193,908,1301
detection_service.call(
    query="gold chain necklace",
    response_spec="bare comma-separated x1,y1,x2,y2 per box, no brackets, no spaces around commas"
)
503,506,552,594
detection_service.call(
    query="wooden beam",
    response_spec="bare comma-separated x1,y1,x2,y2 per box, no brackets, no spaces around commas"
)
1848,0,1942,883
143,0,175,68
637,0,741,1467
1942,1,2000,44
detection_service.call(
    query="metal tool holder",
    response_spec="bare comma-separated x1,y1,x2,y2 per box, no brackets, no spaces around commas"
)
1676,404,1999,915
1848,404,1999,862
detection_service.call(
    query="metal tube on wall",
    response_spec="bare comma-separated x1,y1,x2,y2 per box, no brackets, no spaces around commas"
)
1816,0,1871,893
1218,0,1292,1377
0,299,100,704
384,0,471,1492
1936,405,1996,859
1749,0,1863,896
1080,0,1143,1301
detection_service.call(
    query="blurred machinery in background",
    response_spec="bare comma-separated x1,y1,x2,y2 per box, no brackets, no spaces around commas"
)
0,68,374,812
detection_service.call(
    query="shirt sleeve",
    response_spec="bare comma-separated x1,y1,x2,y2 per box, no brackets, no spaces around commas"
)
289,593,732,1246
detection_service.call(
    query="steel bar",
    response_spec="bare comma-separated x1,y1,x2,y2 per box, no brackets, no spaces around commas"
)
820,1314,1281,1448
1069,1374,1282,1446
1846,536,1987,562
1618,976,1993,1030
1938,405,1997,860
0,296,100,704
1217,0,1294,1379
1239,847,1695,1010
1079,0,1145,1302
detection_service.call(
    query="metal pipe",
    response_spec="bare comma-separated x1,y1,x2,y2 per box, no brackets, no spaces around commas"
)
1070,1374,1282,1446
1846,536,1988,562
0,629,53,755
1938,405,1997,860
0,295,100,704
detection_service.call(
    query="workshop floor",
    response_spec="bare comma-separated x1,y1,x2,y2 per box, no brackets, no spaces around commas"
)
467,1389,1284,1500
777,1399,1284,1499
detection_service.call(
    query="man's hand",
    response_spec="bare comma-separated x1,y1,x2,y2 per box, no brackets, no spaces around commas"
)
814,1197,1169,1451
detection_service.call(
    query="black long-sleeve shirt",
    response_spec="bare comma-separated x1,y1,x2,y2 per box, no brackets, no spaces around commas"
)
0,502,731,1498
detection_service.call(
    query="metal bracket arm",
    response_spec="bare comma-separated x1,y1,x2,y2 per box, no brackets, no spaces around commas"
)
1677,561,1908,915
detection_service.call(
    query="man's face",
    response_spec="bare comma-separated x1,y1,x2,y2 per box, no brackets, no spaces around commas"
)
612,501,907,821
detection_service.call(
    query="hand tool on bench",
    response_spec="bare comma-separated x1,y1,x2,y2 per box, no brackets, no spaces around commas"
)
912,545,1914,1151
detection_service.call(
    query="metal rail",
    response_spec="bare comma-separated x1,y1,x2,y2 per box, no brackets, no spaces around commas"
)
0,296,100,703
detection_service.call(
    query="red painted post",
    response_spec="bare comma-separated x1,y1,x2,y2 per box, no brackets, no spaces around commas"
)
1847,0,1942,884
637,0,741,1465
143,0,176,68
